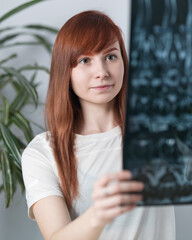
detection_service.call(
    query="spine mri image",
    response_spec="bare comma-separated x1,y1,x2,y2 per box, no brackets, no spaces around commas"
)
123,0,192,205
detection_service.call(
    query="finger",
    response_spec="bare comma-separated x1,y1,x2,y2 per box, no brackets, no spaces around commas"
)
94,194,142,209
93,181,144,199
107,181,144,195
96,204,136,221
95,170,132,188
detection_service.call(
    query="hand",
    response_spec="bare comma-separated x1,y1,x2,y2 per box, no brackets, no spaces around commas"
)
91,170,144,228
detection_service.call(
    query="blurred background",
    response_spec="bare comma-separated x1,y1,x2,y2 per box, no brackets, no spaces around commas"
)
0,0,192,239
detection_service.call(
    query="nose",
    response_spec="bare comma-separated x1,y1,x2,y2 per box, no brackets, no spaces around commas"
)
94,59,109,80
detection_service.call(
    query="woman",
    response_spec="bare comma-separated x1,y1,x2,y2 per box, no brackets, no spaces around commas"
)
22,10,175,240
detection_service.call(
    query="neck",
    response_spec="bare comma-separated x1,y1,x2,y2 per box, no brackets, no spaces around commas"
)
78,101,117,135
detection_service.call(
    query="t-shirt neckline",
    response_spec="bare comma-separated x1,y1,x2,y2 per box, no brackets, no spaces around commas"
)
75,125,121,140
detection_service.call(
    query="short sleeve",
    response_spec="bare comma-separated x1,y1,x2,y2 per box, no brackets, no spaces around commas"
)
21,133,64,220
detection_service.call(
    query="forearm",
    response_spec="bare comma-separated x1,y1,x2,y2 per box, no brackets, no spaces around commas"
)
49,206,104,240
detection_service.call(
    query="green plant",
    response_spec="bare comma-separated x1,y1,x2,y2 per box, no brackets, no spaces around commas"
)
0,0,58,207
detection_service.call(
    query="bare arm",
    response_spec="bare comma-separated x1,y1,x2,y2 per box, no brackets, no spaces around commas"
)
32,170,144,240
33,196,104,240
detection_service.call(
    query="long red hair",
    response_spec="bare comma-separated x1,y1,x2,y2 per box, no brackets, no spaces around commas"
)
45,10,128,209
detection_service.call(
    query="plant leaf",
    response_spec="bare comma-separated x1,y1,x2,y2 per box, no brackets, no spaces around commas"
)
10,80,23,93
0,32,53,49
0,33,23,45
1,96,9,125
0,66,38,106
11,111,33,142
0,54,17,65
10,91,30,111
30,120,44,131
0,27,15,33
0,0,45,23
19,64,50,74
30,72,37,84
9,165,17,196
14,166,25,193
33,34,52,53
0,41,42,49
0,123,21,169
24,24,58,34
0,76,12,90
12,136,26,150
0,150,13,207
0,185,3,193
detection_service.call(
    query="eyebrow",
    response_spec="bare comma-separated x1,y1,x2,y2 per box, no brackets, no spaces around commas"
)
103,47,118,54
76,47,119,60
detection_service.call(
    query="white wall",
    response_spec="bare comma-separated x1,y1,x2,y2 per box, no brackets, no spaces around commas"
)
0,1,192,240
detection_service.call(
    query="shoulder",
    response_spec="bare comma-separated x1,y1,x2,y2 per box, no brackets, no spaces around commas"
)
21,131,54,168
25,131,50,148
23,132,51,154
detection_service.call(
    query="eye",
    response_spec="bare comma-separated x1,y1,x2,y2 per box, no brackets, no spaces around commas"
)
79,57,90,64
105,54,117,61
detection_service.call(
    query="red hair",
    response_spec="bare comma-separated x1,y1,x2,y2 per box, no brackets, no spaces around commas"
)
45,10,128,209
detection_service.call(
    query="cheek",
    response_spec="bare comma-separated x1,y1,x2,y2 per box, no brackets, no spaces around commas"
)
118,63,124,85
71,70,80,93
71,72,86,97
71,79,80,96
116,64,124,93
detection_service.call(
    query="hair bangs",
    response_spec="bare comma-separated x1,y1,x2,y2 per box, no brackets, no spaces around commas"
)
70,14,121,67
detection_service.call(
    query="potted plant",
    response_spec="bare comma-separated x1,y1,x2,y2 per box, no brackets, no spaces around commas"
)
0,0,58,207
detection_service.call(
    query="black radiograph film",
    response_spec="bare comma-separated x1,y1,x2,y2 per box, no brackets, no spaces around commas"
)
123,0,192,205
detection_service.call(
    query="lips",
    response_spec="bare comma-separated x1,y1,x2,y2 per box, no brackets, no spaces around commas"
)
91,84,114,90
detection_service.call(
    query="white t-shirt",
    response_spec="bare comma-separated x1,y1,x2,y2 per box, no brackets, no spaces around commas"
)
22,126,175,240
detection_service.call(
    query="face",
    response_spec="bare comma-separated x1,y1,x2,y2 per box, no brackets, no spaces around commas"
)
70,41,124,108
